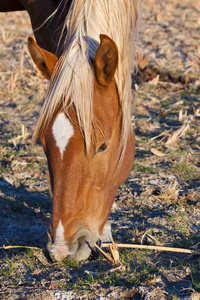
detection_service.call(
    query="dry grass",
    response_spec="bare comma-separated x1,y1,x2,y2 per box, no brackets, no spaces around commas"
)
154,181,180,203
166,120,190,147
0,1,200,299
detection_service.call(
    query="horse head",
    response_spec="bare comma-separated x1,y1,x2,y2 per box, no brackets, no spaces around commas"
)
28,35,135,261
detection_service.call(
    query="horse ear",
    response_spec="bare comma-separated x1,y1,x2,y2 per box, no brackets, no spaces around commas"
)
28,37,58,80
94,34,118,86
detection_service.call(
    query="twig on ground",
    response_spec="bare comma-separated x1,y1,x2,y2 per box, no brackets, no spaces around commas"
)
34,253,50,266
109,243,120,264
166,100,184,111
146,233,163,246
0,245,41,251
141,231,148,245
166,120,190,147
150,130,170,141
94,243,115,264
151,148,165,157
101,243,200,255
141,231,163,246
85,265,124,276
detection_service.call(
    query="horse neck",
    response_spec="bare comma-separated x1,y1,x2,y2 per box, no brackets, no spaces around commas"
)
21,0,73,55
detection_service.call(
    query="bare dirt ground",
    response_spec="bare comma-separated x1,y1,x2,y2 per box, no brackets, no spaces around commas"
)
0,0,200,299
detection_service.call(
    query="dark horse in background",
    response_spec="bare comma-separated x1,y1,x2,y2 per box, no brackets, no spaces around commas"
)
0,0,72,55
0,0,140,262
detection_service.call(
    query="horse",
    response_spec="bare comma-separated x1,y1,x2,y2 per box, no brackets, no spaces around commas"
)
1,0,140,261
0,0,72,56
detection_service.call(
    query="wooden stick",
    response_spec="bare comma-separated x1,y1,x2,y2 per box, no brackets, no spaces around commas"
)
94,243,115,264
109,243,120,264
0,245,41,251
85,264,123,276
101,243,199,255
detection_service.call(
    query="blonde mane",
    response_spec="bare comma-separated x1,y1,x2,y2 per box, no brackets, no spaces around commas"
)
33,0,141,154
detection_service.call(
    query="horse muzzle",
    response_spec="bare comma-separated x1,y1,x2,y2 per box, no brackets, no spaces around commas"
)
47,228,92,262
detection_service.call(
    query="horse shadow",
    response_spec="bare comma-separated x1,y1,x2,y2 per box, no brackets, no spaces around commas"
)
0,177,51,256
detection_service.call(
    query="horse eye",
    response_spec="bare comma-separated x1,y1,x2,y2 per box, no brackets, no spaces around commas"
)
97,143,108,153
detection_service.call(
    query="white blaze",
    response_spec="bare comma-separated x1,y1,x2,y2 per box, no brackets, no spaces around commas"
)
55,220,65,245
52,112,74,158
49,220,71,261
